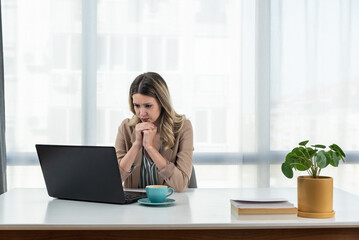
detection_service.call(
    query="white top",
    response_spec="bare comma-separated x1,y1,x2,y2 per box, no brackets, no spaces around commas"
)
1,188,359,230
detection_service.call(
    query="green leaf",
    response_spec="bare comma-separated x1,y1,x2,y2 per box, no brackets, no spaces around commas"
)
293,147,309,159
285,152,298,164
299,140,309,146
292,147,303,157
306,147,318,158
300,147,310,159
312,144,326,149
329,144,346,158
281,162,294,179
295,158,311,171
324,151,331,164
329,151,334,165
330,152,340,167
317,150,330,168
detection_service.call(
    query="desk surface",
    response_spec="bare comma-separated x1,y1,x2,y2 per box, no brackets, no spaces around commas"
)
1,188,359,230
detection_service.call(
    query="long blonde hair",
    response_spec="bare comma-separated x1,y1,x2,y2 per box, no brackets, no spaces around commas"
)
128,72,186,150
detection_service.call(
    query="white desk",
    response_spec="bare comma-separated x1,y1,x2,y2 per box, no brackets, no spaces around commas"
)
1,188,359,239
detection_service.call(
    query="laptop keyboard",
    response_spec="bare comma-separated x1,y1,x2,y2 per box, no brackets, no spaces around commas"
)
124,191,147,202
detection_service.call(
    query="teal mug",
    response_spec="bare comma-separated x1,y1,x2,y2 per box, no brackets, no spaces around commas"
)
146,185,174,203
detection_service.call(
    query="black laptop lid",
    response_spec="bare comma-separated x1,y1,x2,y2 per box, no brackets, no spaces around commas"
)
36,144,126,204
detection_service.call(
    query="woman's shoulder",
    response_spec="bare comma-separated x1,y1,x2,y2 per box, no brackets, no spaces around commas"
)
118,118,133,131
119,118,130,126
183,119,192,126
176,119,193,146
180,119,193,132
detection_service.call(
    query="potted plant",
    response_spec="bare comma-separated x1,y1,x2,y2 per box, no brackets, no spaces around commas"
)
281,140,346,218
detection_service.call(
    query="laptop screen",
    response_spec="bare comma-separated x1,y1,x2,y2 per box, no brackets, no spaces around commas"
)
36,144,131,204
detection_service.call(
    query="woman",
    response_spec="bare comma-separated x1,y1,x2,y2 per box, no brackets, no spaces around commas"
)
115,72,194,192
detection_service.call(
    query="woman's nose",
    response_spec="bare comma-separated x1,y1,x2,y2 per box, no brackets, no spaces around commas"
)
139,108,147,116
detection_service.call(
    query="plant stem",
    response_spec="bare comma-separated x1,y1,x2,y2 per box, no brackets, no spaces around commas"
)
310,165,318,178
307,168,313,177
313,155,318,177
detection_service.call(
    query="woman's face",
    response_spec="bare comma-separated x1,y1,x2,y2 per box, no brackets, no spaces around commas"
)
132,93,161,123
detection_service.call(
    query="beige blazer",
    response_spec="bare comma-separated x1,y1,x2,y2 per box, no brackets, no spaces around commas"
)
115,118,194,192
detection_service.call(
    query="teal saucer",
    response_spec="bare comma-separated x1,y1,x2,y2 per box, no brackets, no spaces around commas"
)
138,198,175,206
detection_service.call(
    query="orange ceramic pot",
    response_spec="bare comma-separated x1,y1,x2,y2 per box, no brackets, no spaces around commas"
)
297,176,335,218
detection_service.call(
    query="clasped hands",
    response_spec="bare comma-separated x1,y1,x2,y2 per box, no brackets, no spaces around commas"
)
134,122,157,150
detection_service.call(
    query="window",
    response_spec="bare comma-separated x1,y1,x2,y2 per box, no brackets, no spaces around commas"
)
3,0,359,194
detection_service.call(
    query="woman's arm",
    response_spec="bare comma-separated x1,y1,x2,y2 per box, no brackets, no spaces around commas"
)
142,125,168,170
119,142,141,172
115,119,141,181
146,120,194,192
115,119,158,181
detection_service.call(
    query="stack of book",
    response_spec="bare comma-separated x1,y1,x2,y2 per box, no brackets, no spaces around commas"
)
230,198,297,215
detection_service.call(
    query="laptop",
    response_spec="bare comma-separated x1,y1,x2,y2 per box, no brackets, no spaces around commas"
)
35,144,147,204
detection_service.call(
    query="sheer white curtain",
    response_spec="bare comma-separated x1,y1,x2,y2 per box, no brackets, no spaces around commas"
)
270,0,359,150
3,0,244,188
267,0,359,191
2,0,359,192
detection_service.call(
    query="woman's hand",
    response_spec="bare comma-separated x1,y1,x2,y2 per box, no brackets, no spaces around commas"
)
142,125,157,150
134,122,157,148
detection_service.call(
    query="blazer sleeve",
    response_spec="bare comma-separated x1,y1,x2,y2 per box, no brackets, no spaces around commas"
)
114,119,134,181
159,120,194,192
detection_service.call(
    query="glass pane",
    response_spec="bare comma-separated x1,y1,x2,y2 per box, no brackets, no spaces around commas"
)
96,0,242,152
270,0,359,151
3,0,83,156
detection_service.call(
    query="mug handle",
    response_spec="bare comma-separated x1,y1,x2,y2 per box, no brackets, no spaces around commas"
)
166,187,174,198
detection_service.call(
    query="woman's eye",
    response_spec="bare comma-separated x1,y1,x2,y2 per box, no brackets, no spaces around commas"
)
145,105,152,108
134,104,139,108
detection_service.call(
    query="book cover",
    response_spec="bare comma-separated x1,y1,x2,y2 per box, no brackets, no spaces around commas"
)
230,198,298,215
